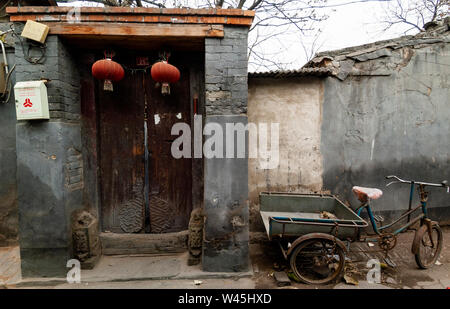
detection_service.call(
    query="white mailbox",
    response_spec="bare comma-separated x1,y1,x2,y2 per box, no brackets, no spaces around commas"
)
14,81,50,120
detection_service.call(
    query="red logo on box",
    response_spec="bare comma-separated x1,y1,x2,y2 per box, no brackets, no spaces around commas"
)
23,98,33,107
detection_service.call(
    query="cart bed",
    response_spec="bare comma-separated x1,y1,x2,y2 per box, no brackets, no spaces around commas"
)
259,192,367,241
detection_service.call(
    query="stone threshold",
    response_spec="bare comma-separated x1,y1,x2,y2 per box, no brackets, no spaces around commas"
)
100,231,189,255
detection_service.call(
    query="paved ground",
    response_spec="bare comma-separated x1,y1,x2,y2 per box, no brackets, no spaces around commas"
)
6,278,255,289
3,226,450,289
251,226,450,289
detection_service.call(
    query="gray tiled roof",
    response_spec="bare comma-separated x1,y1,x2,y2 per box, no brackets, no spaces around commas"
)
248,67,332,78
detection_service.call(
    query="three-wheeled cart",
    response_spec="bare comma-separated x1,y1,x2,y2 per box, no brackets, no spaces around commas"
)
260,192,368,284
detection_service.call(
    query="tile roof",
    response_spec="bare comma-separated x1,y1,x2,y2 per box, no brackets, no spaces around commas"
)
248,67,332,78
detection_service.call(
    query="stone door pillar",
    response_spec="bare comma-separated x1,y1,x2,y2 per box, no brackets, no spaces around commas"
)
202,26,249,272
14,27,83,277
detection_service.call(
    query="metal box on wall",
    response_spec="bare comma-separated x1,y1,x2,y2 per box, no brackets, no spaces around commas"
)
14,81,50,120
21,20,49,44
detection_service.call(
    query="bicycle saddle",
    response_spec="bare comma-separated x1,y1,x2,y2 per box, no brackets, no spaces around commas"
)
352,186,383,203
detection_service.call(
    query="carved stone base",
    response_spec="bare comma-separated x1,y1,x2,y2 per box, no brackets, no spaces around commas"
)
72,210,101,270
188,208,204,265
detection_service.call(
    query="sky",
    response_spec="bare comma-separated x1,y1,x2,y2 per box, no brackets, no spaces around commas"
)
317,0,396,51
58,0,429,72
247,0,423,71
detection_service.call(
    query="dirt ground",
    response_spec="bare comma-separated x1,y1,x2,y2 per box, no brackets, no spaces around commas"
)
250,226,450,289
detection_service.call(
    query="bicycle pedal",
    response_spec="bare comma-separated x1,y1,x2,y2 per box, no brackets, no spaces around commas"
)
373,215,384,223
384,256,397,268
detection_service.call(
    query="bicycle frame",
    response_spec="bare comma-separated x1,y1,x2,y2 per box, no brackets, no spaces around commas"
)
356,182,431,242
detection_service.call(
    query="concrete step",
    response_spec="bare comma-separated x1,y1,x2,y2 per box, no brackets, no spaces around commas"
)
100,231,188,255
13,252,254,287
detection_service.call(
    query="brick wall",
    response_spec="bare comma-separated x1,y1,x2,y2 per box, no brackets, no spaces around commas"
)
202,26,250,272
205,26,248,115
13,24,84,277
14,23,80,122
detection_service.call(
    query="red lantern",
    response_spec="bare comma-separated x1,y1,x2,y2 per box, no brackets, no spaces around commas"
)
151,61,180,95
92,52,124,91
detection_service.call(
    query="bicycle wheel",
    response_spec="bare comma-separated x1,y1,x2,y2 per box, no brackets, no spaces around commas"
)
415,223,443,269
289,238,346,285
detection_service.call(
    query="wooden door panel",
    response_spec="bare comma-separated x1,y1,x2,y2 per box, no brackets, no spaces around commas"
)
99,70,145,233
146,64,192,233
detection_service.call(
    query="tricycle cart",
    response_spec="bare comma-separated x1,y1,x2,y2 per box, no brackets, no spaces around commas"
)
259,192,368,284
260,176,448,285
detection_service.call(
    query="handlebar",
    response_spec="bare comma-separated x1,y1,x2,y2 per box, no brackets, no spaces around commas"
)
386,175,449,190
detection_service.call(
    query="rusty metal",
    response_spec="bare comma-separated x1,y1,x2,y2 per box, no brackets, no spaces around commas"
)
269,216,367,242
419,184,429,202
286,232,348,256
378,233,397,252
425,218,434,247
277,240,288,260
412,218,435,254
412,220,443,269
288,236,346,285
412,223,428,254
260,178,446,284
378,203,424,232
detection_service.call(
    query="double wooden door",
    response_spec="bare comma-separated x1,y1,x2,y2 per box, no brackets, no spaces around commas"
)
98,56,192,234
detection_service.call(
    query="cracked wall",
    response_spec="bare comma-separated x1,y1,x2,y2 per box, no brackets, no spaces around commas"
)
247,77,324,232
321,40,450,223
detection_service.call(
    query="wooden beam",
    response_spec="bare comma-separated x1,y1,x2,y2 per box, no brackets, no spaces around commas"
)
6,7,254,27
6,6,255,18
43,23,224,38
8,14,253,27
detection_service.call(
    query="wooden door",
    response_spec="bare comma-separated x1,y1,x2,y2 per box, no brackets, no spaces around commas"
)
145,64,193,233
99,67,146,233
99,54,192,234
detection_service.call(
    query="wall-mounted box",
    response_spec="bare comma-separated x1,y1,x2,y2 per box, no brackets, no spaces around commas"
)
14,81,50,120
21,20,49,44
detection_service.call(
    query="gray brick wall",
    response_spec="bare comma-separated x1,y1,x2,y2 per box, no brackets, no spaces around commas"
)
0,23,18,246
14,23,80,122
205,26,248,115
13,23,84,277
203,26,250,272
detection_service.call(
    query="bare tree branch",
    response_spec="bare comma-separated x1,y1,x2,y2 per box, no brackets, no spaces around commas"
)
141,0,165,7
248,0,264,10
380,0,449,34
57,0,333,71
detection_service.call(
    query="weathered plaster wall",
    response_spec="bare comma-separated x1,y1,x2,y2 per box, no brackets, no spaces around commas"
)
247,77,324,231
0,21,21,285
203,25,249,272
321,41,450,223
0,49,17,247
14,23,83,276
